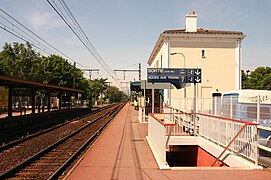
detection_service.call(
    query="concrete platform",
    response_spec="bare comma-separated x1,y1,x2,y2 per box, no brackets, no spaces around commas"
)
65,103,271,180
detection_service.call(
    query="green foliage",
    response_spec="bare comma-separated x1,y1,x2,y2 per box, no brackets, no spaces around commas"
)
106,86,128,103
0,42,89,99
39,55,75,87
242,67,271,90
88,78,108,101
0,42,40,80
0,41,127,104
0,42,87,89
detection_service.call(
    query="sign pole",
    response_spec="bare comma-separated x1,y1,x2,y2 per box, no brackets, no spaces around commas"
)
193,82,197,136
143,80,146,121
143,80,146,108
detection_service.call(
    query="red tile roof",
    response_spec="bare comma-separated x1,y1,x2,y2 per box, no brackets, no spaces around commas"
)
163,28,243,35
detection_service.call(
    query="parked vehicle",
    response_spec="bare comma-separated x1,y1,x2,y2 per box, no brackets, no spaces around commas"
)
219,89,271,139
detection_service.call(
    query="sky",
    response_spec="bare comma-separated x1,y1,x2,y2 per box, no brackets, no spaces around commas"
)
1,0,271,89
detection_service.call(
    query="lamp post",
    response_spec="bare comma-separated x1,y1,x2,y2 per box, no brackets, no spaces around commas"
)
170,52,186,68
170,52,186,98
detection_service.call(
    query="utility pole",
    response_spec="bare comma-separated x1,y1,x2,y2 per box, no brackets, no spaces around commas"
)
114,63,141,81
120,81,131,95
81,68,99,108
73,62,76,88
139,63,141,80
81,69,99,80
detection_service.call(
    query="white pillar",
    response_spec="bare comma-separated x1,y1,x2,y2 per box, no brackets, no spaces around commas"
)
236,38,242,90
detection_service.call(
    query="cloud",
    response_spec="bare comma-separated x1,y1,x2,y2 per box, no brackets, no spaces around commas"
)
26,11,64,31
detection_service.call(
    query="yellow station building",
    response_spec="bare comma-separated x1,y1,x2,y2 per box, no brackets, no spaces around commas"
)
147,12,246,111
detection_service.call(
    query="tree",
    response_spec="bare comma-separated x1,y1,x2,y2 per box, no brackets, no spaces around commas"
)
37,55,89,100
0,42,40,80
262,73,271,90
0,41,128,105
88,78,108,103
242,67,271,90
0,42,89,101
106,86,128,103
38,54,75,87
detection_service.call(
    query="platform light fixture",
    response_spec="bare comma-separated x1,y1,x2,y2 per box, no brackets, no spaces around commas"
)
170,52,187,98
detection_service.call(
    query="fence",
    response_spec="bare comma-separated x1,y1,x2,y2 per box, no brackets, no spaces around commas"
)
152,110,259,163
138,106,176,123
161,112,197,135
198,113,259,163
148,109,260,164
171,97,271,130
144,93,271,165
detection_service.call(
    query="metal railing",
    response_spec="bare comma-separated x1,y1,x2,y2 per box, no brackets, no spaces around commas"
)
171,97,271,129
172,97,271,154
162,112,195,135
198,113,258,164
148,108,260,165
138,106,175,123
144,96,271,165
160,110,259,162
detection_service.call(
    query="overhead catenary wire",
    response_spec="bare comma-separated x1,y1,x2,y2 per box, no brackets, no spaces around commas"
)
47,0,123,90
0,23,51,55
59,0,87,43
46,1,98,64
0,10,56,55
0,8,91,70
51,0,122,85
0,18,53,55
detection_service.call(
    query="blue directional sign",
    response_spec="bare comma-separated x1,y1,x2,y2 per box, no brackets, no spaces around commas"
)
147,68,201,89
147,68,183,89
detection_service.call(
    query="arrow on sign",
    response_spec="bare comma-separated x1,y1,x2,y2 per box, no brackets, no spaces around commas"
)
195,69,201,75
195,76,201,83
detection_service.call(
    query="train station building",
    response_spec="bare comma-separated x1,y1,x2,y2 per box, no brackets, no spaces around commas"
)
134,12,270,170
147,11,246,112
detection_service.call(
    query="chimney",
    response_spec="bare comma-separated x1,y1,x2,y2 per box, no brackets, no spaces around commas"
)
185,11,197,32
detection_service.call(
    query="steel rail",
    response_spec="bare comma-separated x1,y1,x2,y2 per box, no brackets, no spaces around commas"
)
0,106,113,151
0,103,123,179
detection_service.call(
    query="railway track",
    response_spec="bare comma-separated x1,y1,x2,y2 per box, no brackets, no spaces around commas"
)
0,108,94,146
0,105,112,152
0,103,125,179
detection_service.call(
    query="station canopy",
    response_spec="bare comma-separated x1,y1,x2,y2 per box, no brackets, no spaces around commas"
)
130,81,141,92
0,75,83,93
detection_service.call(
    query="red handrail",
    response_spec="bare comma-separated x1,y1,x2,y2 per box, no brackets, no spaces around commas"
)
149,113,176,126
211,123,256,166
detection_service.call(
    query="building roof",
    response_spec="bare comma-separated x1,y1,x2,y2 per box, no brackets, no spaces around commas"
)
0,75,84,93
163,28,244,35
